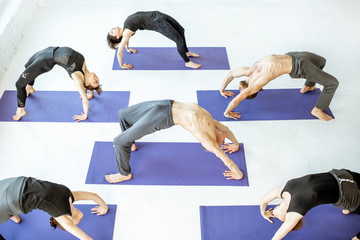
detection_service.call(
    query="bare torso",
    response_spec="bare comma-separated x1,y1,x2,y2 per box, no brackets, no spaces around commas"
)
246,54,293,89
172,101,217,143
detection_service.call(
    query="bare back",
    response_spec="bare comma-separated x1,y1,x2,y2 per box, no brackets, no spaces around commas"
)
246,54,293,89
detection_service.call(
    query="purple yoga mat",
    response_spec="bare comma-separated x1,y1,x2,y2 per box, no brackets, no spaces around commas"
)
85,142,248,186
0,204,117,240
200,204,360,240
112,47,230,70
0,90,130,122
197,88,334,121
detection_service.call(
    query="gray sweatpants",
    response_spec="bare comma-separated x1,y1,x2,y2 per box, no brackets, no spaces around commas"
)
330,169,360,212
0,177,27,224
113,100,175,175
286,51,338,110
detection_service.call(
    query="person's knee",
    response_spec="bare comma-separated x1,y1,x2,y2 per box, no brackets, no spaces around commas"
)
325,77,339,93
15,78,27,89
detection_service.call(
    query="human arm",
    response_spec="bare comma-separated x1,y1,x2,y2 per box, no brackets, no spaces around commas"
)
116,30,134,69
260,186,283,222
125,41,138,54
72,191,109,215
223,88,251,119
213,120,239,153
72,73,89,122
199,135,243,180
271,212,303,240
54,215,92,240
220,67,250,98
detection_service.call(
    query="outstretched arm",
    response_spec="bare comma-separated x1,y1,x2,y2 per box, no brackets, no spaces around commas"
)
198,134,243,180
213,120,239,153
72,191,109,215
260,186,283,222
72,74,89,122
54,215,92,240
117,30,134,69
220,67,250,98
272,212,303,240
223,88,251,119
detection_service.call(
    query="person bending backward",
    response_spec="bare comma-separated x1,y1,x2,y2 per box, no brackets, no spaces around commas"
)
260,169,360,240
13,47,102,122
220,52,338,121
107,11,201,69
0,176,109,240
105,100,243,183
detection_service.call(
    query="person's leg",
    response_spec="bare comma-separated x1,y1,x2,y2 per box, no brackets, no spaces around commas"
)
106,101,174,183
300,52,327,93
153,18,201,69
13,59,54,121
302,60,338,121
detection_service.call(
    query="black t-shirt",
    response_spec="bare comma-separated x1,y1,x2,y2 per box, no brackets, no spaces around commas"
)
123,11,156,32
281,172,339,216
21,177,74,218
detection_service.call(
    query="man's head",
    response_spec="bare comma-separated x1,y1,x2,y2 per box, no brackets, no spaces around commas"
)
239,81,262,100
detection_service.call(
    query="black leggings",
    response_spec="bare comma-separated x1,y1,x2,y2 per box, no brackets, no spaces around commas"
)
15,47,57,107
152,12,190,63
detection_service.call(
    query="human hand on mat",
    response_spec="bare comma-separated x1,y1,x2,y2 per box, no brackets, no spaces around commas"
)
91,206,108,216
224,111,241,120
262,208,274,223
121,63,134,69
73,113,87,122
352,236,360,240
127,48,138,54
220,90,235,98
223,170,243,180
221,143,239,153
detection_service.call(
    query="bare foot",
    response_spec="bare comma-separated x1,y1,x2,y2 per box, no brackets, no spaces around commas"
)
105,173,132,183
300,86,316,94
13,108,27,121
131,143,137,151
311,107,332,121
10,216,21,223
26,85,35,97
186,52,200,58
185,61,201,69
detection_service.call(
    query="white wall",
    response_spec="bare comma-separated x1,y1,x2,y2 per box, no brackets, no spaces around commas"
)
0,0,38,81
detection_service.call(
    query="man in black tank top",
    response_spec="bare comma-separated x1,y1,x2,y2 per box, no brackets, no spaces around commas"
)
260,169,360,239
13,47,102,122
106,11,202,69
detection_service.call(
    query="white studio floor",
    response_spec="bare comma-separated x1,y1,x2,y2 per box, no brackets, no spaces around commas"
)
0,0,360,239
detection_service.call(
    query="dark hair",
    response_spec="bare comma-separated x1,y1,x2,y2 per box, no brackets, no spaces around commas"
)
239,80,263,100
85,84,103,96
50,217,65,230
106,33,122,49
291,218,304,231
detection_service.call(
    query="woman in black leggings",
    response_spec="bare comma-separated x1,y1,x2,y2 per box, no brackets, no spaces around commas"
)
0,176,108,240
13,47,102,122
260,169,360,240
106,11,201,69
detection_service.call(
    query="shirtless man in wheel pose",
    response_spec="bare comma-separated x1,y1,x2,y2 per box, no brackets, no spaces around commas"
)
105,100,243,183
220,51,338,121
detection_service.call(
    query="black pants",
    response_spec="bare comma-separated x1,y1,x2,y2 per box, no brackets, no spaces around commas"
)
287,51,339,110
113,100,175,175
15,47,57,107
152,12,190,63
